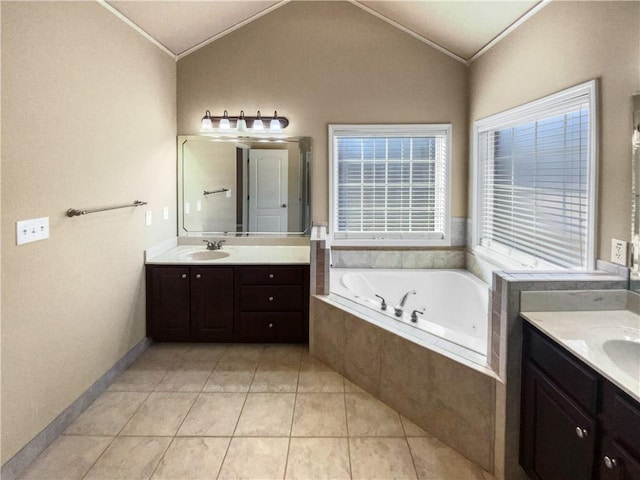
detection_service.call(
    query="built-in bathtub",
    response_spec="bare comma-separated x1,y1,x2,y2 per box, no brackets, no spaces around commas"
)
330,268,489,366
309,267,497,474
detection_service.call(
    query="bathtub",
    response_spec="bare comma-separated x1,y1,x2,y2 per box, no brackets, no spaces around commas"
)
329,268,489,365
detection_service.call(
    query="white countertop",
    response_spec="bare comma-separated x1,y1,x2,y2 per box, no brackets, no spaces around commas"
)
146,245,310,265
521,309,640,403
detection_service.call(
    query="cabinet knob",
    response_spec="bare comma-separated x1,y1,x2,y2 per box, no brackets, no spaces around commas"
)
268,323,274,328
195,273,201,279
603,456,618,470
181,273,187,279
269,273,275,279
268,296,274,302
575,427,588,439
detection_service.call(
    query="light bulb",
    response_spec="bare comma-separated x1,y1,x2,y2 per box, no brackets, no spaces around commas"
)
200,110,213,132
270,110,282,132
252,111,264,132
237,111,247,132
219,110,231,130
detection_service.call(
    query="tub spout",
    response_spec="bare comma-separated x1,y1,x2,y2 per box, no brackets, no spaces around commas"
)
394,289,416,317
375,294,387,311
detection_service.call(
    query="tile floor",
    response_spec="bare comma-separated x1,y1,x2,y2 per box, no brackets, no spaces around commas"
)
19,343,497,480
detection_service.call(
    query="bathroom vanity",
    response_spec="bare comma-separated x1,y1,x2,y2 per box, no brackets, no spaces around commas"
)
519,295,640,480
145,245,310,343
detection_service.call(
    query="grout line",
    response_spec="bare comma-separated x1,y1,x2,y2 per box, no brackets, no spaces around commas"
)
147,436,175,479
343,380,354,480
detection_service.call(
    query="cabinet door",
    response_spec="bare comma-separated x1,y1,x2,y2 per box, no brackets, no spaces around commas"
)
599,437,640,480
146,266,190,341
521,362,597,480
190,267,234,342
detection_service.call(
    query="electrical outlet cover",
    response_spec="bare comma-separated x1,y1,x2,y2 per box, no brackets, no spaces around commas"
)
611,239,628,266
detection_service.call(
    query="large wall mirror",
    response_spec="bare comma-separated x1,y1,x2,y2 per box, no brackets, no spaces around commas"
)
178,135,312,236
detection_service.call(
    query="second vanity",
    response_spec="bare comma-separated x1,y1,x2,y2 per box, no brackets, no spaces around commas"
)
145,244,310,343
519,290,640,480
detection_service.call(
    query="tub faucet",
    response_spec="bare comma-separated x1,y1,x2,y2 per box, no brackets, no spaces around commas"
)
394,290,416,317
375,294,387,311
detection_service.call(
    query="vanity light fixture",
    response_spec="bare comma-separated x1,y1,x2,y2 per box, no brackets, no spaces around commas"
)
198,109,289,136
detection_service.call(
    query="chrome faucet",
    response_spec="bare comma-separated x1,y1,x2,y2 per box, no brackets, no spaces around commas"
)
394,289,416,317
203,239,226,250
375,294,387,311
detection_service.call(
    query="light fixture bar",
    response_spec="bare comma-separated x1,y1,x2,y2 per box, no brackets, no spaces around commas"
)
200,110,289,133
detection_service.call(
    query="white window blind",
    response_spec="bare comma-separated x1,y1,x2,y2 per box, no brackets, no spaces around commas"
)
330,125,451,244
475,81,597,270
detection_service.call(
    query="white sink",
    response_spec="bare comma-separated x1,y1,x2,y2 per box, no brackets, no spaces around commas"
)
602,339,640,379
177,249,230,261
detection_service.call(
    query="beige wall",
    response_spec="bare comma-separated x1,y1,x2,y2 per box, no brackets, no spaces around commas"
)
177,1,469,226
1,1,176,463
469,1,640,262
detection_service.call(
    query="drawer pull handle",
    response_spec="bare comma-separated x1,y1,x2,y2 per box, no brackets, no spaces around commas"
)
603,456,618,470
575,427,588,439
268,323,274,328
195,273,201,279
269,273,275,279
268,296,274,302
181,273,187,279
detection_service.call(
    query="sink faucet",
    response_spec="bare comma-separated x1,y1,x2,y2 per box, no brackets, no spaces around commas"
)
203,239,226,250
394,289,416,317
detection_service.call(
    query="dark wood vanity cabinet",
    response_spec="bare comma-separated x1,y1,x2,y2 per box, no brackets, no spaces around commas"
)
521,321,640,480
146,264,309,343
146,266,233,342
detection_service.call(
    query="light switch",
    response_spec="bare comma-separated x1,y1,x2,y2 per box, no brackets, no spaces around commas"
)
145,211,152,226
17,217,49,245
163,207,169,221
196,200,202,211
185,202,190,215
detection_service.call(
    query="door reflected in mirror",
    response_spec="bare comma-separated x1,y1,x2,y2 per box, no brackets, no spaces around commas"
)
178,135,311,236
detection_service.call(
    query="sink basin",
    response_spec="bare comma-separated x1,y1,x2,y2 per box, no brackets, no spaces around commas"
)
602,339,640,379
178,250,230,261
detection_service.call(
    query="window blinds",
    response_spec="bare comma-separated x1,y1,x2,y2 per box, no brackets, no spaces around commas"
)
476,87,594,269
333,130,448,240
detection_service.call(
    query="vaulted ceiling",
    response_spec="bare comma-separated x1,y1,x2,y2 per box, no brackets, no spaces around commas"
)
104,0,545,63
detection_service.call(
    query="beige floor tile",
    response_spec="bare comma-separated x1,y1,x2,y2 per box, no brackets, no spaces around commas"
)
285,437,350,480
65,392,148,436
300,357,334,372
344,378,366,393
178,393,246,436
108,368,168,392
291,394,347,437
175,345,226,370
203,360,257,392
234,393,295,436
401,416,431,437
297,370,344,392
250,363,299,392
84,436,171,480
220,345,264,363
218,437,289,480
482,471,498,480
154,369,211,392
120,392,197,436
350,438,417,480
19,435,112,480
151,437,230,480
408,437,485,480
346,392,404,437
130,344,191,371
261,344,306,364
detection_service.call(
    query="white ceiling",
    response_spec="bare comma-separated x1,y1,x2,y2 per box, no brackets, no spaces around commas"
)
104,0,545,63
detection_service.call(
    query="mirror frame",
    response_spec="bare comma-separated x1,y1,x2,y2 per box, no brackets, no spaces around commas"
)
177,135,312,237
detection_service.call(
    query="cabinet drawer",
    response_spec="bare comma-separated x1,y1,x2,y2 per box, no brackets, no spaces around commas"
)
525,325,599,414
238,266,303,285
239,286,303,311
238,312,305,342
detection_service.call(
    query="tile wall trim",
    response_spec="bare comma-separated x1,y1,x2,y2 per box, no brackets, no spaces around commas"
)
0,338,152,480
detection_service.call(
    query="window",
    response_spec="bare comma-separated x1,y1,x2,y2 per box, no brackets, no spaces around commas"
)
329,124,451,246
473,80,597,270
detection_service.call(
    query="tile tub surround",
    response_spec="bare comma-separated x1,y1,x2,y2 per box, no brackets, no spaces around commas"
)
309,296,496,473
310,225,330,296
17,343,497,480
331,247,465,269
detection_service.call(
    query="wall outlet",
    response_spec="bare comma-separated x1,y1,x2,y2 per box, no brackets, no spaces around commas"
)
163,207,169,221
16,217,50,245
145,211,152,226
611,239,628,266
